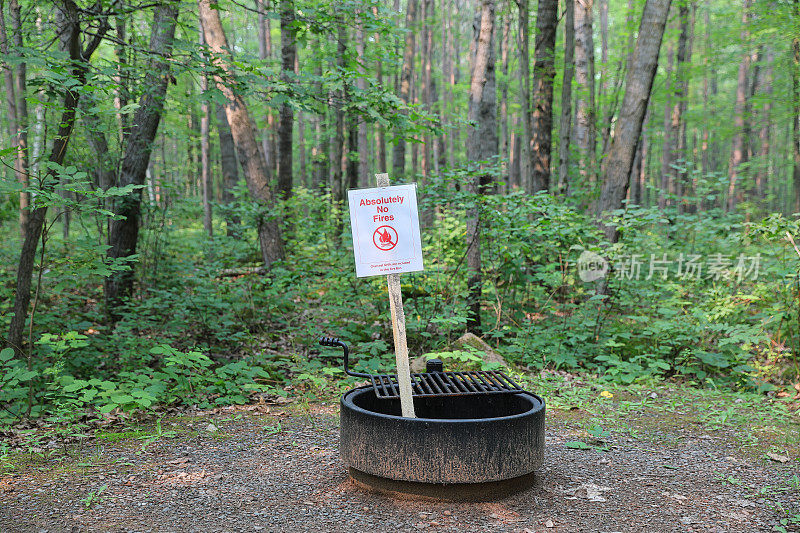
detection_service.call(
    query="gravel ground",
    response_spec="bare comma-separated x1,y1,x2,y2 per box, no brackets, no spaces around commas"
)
1,402,798,532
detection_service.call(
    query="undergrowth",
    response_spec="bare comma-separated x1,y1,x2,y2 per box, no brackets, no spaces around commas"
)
2,170,800,428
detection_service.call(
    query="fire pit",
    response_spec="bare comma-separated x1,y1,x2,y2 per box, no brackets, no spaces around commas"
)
321,338,545,500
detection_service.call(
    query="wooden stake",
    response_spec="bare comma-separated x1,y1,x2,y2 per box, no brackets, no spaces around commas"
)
376,172,416,418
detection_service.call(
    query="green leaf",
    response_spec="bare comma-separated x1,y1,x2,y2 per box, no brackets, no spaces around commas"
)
110,394,135,405
63,380,88,392
98,403,118,414
565,441,592,450
0,348,14,363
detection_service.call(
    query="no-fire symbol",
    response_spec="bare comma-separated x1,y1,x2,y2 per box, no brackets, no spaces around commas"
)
372,225,398,251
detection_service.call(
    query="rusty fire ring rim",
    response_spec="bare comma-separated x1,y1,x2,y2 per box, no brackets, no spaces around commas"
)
341,384,545,424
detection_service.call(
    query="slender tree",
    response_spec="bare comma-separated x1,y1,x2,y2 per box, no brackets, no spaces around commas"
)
7,0,109,353
574,0,597,184
392,0,418,177
216,105,241,236
517,0,531,190
727,0,751,211
529,0,558,192
199,25,212,237
355,10,369,186
199,0,284,266
558,0,575,193
793,0,800,212
0,0,28,237
595,0,673,241
466,0,497,333
277,0,296,198
106,3,180,315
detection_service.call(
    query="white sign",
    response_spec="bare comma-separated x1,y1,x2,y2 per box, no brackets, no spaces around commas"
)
348,184,424,278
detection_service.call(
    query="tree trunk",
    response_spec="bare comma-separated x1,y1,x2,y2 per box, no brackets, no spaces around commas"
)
466,0,496,334
659,32,674,210
598,0,609,150
330,19,346,211
442,0,454,169
701,4,711,180
595,0,672,242
574,0,597,184
356,10,369,187
373,6,387,173
296,75,307,187
0,0,28,238
216,105,241,236
114,9,130,143
200,26,212,237
106,3,179,315
665,1,693,212
793,2,800,213
499,11,510,189
277,0,295,198
420,0,431,179
530,0,558,193
392,0,417,177
312,38,328,189
347,116,359,190
7,0,108,353
518,0,531,190
558,0,575,194
727,0,750,212
257,0,277,175
199,0,284,266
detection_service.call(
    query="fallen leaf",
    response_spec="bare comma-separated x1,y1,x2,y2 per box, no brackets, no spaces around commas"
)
566,483,611,502
766,452,790,463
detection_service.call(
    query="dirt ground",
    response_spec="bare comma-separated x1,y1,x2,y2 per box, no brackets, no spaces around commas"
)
1,400,799,533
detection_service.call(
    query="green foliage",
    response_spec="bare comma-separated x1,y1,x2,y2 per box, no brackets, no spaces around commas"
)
3,170,800,427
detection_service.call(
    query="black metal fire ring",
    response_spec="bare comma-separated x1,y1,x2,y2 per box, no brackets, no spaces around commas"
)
340,385,545,487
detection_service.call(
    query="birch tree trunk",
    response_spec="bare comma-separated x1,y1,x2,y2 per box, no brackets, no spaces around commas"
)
595,0,672,241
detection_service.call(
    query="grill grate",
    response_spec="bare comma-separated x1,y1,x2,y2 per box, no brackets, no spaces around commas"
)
369,370,523,400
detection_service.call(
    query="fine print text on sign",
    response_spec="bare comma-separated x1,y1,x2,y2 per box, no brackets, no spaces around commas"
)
348,184,424,278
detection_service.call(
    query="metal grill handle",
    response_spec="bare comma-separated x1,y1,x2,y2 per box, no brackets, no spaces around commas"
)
318,337,369,378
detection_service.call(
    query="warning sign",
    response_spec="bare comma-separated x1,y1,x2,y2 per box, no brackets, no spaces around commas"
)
348,184,424,278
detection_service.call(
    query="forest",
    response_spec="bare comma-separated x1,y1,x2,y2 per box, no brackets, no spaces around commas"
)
0,0,799,425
